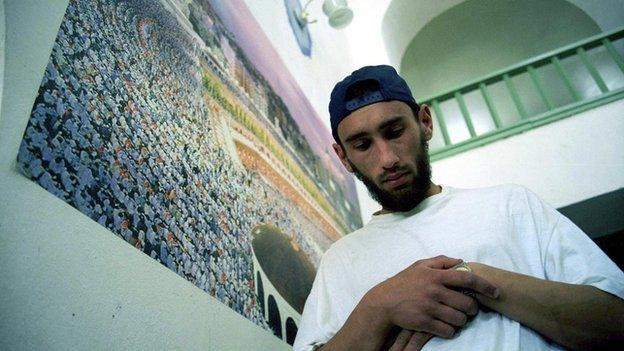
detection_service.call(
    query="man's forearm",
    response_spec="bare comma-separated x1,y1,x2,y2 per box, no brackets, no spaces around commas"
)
318,293,392,351
469,263,624,350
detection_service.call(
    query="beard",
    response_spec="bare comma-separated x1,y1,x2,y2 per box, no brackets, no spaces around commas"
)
349,137,432,212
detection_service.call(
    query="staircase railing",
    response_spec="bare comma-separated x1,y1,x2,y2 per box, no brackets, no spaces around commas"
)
421,26,624,161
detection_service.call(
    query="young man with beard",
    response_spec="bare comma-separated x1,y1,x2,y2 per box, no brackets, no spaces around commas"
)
293,65,624,351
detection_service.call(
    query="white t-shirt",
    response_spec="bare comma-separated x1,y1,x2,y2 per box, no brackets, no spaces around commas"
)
294,185,624,351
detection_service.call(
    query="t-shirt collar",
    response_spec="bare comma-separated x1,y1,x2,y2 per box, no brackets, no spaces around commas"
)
368,185,452,224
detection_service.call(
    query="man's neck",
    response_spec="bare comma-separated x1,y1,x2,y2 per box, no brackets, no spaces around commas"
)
376,182,442,215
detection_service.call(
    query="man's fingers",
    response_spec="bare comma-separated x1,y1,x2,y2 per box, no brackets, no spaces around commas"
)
416,319,455,339
431,304,469,327
423,255,463,269
404,332,434,351
388,329,414,351
443,270,499,298
435,288,479,316
387,330,433,351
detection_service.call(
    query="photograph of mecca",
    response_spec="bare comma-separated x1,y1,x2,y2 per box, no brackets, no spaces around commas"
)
16,0,361,338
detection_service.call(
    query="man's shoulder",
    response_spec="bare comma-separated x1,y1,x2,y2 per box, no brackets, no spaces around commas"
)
452,183,529,195
321,223,377,263
444,184,539,216
450,183,532,202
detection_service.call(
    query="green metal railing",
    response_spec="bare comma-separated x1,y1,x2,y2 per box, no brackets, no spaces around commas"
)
422,26,624,161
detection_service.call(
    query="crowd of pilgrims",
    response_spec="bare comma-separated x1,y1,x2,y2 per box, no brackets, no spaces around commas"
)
18,0,331,329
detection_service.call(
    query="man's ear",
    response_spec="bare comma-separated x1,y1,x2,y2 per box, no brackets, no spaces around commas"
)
332,143,354,173
418,104,434,141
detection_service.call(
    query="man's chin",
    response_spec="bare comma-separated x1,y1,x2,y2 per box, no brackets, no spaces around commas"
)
351,162,430,212
386,198,421,212
370,189,411,211
383,182,411,193
378,182,430,212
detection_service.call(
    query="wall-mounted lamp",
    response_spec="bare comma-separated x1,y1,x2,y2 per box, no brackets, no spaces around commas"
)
297,0,354,29
321,0,354,29
285,0,353,56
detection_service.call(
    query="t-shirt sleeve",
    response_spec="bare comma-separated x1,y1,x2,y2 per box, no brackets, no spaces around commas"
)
521,187,624,299
293,247,350,351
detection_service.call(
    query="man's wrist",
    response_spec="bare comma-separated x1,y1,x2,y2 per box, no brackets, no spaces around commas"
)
324,290,393,351
465,262,504,307
358,287,394,335
465,262,489,279
466,262,496,283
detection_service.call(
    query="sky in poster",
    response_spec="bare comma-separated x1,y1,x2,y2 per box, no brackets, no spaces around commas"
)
206,0,358,201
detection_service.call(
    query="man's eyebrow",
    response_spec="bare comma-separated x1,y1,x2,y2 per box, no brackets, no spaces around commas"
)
344,131,368,144
343,115,406,144
377,115,405,130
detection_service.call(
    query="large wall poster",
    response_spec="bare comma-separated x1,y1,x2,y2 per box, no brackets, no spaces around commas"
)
16,0,361,340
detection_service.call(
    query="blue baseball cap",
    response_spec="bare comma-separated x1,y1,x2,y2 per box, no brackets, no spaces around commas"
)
329,65,419,143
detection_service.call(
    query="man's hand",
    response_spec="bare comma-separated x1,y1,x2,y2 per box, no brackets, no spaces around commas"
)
363,255,499,338
384,329,433,351
318,255,498,351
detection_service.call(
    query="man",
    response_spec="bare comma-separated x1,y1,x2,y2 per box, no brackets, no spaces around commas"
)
294,65,624,351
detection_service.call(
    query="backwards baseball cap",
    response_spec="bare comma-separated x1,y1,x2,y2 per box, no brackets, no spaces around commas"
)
329,65,419,143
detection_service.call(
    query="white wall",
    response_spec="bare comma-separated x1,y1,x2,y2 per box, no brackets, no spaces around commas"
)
342,0,392,67
432,99,624,209
0,0,355,349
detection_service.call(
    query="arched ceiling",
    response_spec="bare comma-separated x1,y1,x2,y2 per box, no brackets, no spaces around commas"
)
382,0,464,69
384,0,605,99
382,0,624,71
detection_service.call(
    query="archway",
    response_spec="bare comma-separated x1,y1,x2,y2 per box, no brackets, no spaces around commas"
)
285,317,298,346
256,271,265,317
267,295,282,339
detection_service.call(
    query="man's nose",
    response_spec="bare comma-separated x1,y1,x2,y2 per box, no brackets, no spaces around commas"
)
377,141,399,169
